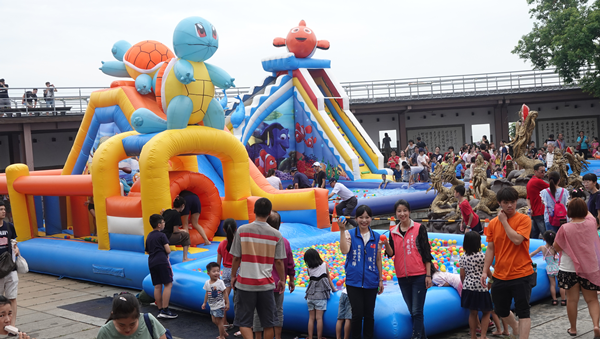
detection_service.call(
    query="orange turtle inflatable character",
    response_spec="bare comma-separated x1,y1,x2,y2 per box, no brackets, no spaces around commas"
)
273,20,330,58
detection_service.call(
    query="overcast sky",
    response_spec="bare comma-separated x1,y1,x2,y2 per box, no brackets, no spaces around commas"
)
1,0,536,90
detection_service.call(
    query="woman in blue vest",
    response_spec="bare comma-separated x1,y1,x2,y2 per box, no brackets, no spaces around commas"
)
339,205,383,339
381,199,433,339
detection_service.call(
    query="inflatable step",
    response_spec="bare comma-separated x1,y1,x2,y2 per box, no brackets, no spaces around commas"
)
361,171,370,174
359,163,365,167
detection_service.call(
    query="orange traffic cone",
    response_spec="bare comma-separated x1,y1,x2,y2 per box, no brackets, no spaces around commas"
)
389,216,396,230
331,202,340,232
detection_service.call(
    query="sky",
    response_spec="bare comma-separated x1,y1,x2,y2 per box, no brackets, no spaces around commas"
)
0,0,536,90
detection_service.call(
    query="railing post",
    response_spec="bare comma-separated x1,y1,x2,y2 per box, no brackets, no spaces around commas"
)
79,88,83,114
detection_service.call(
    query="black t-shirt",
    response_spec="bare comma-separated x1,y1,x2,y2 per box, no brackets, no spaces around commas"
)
314,171,326,188
0,222,17,257
145,230,169,268
433,153,443,163
416,141,426,150
588,191,600,220
162,209,182,239
24,91,37,104
0,84,8,98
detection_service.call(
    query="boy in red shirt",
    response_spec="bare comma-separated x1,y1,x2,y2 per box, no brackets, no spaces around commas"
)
454,185,483,234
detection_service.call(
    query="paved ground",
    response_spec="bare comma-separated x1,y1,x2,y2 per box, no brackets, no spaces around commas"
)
13,272,600,338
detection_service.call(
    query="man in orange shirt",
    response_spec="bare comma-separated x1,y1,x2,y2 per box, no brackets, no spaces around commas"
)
481,187,534,339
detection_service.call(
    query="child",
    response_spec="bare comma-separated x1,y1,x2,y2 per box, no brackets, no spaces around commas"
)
335,288,351,339
392,164,402,182
378,174,391,189
530,230,565,305
454,186,483,234
202,262,230,339
146,214,177,319
304,248,336,339
460,232,493,339
430,263,462,296
216,218,236,330
97,293,167,339
0,296,34,339
401,162,414,185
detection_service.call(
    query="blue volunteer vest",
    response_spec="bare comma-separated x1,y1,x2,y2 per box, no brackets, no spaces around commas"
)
345,227,380,289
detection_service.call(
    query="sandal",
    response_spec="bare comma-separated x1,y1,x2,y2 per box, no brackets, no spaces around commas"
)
234,331,242,337
561,300,567,306
224,324,234,330
567,328,577,336
551,299,558,305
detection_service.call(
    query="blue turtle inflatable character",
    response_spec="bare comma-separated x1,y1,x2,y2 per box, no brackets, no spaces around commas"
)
129,16,235,133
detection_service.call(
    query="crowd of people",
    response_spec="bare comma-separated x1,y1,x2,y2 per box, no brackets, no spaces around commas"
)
383,133,600,186
88,174,599,339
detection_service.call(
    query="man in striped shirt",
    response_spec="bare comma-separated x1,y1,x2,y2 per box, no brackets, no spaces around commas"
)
230,198,286,339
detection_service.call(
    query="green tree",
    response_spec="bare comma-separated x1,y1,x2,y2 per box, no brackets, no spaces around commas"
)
512,0,600,97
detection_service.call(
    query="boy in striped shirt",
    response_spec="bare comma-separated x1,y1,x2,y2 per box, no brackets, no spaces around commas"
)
230,198,286,339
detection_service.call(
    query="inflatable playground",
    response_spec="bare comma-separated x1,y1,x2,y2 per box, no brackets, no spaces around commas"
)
0,16,578,338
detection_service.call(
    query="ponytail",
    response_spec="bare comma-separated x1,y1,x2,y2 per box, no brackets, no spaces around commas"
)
548,171,560,198
223,218,237,252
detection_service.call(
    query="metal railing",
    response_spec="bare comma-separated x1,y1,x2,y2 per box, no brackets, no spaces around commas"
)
0,67,591,118
0,86,107,116
339,68,591,103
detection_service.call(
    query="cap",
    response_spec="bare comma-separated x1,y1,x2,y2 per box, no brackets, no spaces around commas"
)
312,162,321,167
329,177,337,184
290,167,298,172
419,148,425,153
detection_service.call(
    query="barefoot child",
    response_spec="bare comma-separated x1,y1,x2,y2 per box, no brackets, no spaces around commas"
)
335,286,351,339
304,248,336,339
202,262,230,339
460,232,492,339
146,214,177,319
530,230,565,305
161,196,195,262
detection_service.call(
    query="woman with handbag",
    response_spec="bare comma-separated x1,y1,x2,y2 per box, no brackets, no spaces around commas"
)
554,198,600,338
576,131,589,159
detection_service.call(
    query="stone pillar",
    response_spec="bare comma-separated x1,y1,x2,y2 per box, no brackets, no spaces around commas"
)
22,124,34,170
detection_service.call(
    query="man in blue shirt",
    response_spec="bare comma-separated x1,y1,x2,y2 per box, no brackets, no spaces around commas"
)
291,167,311,189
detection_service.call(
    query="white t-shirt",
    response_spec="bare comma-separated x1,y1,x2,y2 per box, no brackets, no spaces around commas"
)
416,154,428,168
559,252,576,272
203,279,226,309
332,183,354,201
266,176,281,190
546,152,554,168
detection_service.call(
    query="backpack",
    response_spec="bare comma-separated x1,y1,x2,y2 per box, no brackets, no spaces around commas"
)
144,313,173,339
547,188,567,227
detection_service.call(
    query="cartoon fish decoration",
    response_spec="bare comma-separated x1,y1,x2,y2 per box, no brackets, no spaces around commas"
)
273,20,330,59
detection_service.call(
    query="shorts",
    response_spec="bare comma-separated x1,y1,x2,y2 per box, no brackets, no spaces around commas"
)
558,270,600,291
491,274,532,319
210,308,225,318
222,267,232,288
0,271,18,299
337,293,352,320
234,289,277,329
168,232,191,247
149,264,173,286
307,299,327,311
470,220,483,235
180,191,201,215
253,291,284,331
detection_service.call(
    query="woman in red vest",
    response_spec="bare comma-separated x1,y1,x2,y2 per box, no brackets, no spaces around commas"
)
382,200,433,339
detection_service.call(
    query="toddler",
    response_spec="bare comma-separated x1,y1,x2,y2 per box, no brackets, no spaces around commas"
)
202,262,230,339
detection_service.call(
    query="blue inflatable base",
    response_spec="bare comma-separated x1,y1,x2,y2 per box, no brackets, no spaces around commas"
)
142,225,549,339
